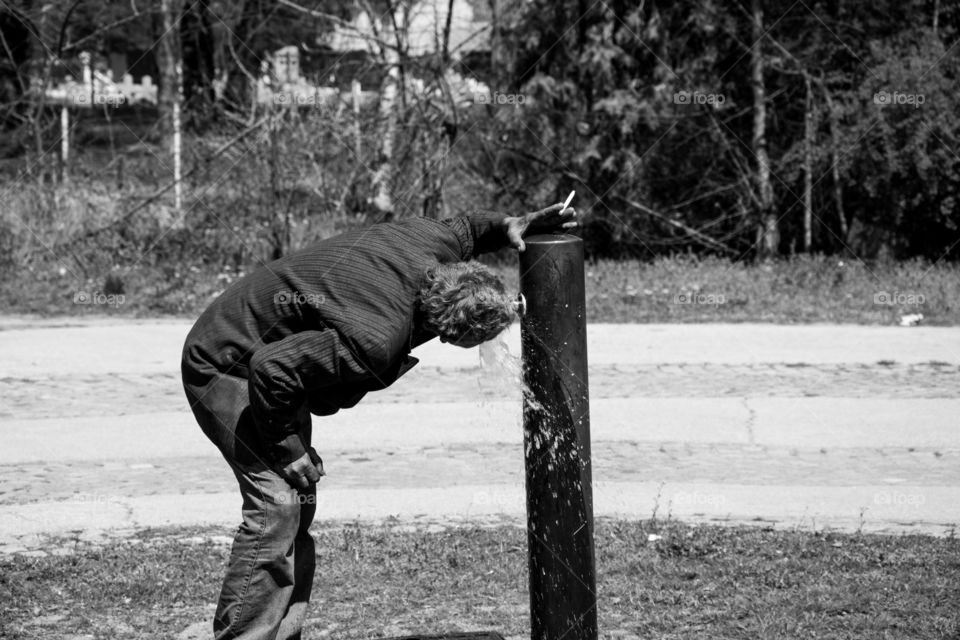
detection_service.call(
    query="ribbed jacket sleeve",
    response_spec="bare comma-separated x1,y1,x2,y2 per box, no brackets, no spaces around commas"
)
248,329,374,464
442,211,509,257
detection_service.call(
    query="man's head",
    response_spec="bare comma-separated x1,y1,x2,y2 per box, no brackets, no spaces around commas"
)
419,262,515,348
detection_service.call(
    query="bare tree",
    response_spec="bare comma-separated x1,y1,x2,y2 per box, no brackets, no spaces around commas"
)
156,0,184,215
156,0,183,146
822,86,849,241
803,73,814,252
749,0,779,257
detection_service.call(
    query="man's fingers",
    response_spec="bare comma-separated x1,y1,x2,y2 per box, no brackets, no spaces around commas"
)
529,203,564,217
279,452,325,488
531,204,576,222
298,457,321,484
284,470,309,489
308,448,326,476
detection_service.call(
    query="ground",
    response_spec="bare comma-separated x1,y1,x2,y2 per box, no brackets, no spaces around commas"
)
1,319,959,638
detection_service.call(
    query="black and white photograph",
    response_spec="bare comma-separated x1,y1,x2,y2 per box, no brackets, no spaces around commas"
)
1,1,958,638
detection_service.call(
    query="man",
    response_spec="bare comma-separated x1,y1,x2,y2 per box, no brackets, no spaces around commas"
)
181,202,577,639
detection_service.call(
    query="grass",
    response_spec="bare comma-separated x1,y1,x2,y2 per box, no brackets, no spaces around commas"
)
3,252,959,325
495,253,960,325
585,255,960,325
3,520,958,639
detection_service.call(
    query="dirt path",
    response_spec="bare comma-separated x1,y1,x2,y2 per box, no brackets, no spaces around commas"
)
1,320,958,554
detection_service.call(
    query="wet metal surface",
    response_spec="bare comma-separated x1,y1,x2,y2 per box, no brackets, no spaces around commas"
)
520,235,597,640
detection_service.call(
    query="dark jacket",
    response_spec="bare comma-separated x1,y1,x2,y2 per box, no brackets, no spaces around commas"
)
182,212,508,464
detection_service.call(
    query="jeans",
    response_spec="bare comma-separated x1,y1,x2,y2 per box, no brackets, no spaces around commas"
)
184,370,317,640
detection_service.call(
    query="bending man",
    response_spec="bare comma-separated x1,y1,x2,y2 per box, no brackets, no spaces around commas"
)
181,203,576,639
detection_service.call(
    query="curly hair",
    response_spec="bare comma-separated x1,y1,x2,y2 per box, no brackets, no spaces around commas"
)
419,262,515,345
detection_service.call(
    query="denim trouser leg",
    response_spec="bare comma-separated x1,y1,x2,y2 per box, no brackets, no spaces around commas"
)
213,460,317,640
182,370,317,640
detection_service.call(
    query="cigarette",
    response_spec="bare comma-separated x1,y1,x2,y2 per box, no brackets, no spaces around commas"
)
562,190,575,211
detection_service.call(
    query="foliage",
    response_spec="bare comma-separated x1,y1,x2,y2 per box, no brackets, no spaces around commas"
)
501,0,960,260
1,0,959,298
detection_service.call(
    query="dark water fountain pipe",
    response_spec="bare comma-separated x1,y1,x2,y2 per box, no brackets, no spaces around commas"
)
519,234,597,640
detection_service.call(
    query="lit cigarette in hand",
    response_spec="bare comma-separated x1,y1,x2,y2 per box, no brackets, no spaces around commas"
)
561,190,575,211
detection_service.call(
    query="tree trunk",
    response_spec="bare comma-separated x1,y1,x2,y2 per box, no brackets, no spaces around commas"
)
156,0,182,146
156,0,184,220
750,0,778,258
0,5,34,137
822,86,849,240
371,54,399,218
59,105,68,184
222,0,263,113
180,0,216,120
30,2,55,180
803,73,814,252
422,117,455,219
488,0,501,84
441,0,455,63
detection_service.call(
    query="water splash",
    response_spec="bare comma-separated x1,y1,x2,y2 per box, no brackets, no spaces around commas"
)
476,329,573,468
479,330,551,415
478,330,523,387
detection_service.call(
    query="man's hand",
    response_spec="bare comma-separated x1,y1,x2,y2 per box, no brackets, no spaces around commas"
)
277,449,325,489
504,202,579,251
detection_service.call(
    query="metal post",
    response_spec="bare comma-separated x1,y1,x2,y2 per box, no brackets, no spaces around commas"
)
519,234,596,640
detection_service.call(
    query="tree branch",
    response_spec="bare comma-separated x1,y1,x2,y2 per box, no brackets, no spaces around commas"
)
623,198,738,254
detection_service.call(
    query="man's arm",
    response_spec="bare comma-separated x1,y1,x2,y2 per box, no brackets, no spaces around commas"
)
447,203,579,257
462,210,511,255
248,329,376,472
